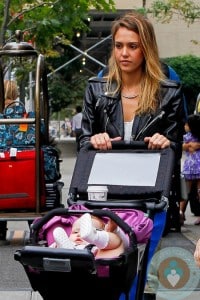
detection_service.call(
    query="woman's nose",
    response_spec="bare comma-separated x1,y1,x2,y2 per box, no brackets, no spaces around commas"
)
122,47,128,56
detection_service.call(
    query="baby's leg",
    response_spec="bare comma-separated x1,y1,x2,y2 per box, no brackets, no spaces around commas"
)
80,213,109,249
53,227,75,249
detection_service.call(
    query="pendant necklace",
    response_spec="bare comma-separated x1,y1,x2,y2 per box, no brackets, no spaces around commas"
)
122,94,139,99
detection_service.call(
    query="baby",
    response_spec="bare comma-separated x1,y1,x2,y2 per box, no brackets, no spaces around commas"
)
50,213,129,258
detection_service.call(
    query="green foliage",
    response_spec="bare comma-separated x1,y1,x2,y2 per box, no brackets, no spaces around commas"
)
163,55,200,113
48,72,88,113
0,0,115,52
0,0,115,113
149,0,200,24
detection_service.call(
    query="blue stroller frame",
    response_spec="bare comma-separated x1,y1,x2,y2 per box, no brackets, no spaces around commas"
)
14,142,175,300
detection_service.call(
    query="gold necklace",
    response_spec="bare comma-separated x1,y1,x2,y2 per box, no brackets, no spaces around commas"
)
122,94,139,99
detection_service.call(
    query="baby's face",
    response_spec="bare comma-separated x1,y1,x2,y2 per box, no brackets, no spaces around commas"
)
70,218,87,245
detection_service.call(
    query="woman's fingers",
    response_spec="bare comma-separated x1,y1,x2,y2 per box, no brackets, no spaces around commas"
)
90,134,121,150
144,134,170,149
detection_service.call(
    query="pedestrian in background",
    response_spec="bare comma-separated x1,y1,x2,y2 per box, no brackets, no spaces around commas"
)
181,114,200,225
4,79,18,107
71,105,83,151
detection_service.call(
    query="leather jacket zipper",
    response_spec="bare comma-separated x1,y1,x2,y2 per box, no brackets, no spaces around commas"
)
134,111,165,140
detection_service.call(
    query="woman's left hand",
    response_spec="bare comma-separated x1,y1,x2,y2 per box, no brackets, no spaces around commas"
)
144,133,170,149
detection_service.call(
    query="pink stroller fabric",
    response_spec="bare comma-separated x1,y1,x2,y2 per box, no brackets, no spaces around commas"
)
38,204,153,247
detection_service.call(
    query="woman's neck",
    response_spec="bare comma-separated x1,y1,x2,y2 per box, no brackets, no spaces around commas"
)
121,69,143,87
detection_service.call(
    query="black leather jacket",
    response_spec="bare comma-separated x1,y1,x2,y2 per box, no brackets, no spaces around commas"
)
80,77,185,152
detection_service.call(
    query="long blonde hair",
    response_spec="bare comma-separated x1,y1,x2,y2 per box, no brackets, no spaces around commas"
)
4,80,18,101
107,11,166,114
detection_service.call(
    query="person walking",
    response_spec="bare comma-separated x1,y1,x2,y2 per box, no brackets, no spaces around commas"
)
79,11,185,300
181,114,200,225
3,79,19,107
71,105,83,151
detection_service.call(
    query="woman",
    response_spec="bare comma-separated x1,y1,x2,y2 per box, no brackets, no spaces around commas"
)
79,11,185,151
79,11,185,300
181,114,200,225
4,79,18,107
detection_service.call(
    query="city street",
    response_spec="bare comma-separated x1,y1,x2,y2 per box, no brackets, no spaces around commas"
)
0,139,199,300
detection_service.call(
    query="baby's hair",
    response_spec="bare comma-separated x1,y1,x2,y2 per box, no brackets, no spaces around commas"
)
187,113,200,140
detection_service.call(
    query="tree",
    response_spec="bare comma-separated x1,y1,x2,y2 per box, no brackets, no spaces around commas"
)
149,0,200,24
0,0,115,54
163,55,200,114
0,0,115,113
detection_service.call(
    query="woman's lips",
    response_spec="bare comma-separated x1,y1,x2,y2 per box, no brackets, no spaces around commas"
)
120,60,131,66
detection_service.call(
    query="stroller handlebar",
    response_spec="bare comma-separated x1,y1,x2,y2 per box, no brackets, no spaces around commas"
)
82,141,148,151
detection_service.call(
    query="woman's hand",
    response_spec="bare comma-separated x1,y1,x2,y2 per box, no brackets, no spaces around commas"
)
144,133,170,149
194,239,200,267
90,133,121,150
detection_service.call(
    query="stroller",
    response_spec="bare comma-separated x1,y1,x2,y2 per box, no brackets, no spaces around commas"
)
14,142,175,300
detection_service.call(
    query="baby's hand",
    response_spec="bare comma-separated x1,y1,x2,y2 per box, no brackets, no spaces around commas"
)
105,219,117,232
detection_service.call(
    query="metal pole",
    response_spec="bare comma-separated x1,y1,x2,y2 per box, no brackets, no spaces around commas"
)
47,35,111,77
69,44,106,67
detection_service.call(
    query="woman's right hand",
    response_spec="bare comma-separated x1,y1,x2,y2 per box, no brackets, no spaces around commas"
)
90,133,121,150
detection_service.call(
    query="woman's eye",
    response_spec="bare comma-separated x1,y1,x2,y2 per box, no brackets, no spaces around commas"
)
130,43,139,49
115,43,121,49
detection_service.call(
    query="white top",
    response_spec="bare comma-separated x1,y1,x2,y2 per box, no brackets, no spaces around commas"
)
124,120,134,142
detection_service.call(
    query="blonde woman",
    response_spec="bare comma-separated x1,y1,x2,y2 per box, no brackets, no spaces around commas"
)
4,79,18,107
79,11,185,151
79,11,185,300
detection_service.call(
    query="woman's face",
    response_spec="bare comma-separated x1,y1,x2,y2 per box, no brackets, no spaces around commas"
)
113,27,144,74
